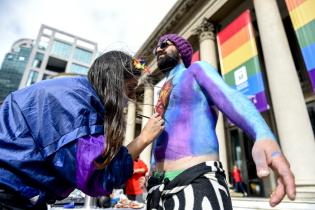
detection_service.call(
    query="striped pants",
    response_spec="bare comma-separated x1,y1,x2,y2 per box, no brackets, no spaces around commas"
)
146,161,232,210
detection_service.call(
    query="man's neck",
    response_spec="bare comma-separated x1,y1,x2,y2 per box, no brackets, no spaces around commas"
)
163,63,184,78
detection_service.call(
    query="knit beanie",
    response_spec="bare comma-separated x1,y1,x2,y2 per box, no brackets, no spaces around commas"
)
158,34,193,68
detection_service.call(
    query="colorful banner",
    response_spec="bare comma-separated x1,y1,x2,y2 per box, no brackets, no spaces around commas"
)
285,0,315,92
191,51,200,63
217,10,269,112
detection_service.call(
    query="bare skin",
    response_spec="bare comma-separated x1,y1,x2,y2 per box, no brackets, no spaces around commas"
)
153,43,296,207
252,139,295,206
156,154,218,171
127,113,164,160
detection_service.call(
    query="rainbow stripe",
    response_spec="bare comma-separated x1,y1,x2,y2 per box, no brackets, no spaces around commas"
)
217,10,269,112
286,0,315,91
191,51,200,64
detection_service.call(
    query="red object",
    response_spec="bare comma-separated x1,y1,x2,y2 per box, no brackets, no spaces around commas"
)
191,51,200,63
155,79,173,118
125,159,148,195
232,167,242,182
217,10,251,45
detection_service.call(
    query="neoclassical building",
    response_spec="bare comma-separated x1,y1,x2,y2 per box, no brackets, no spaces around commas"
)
124,0,315,207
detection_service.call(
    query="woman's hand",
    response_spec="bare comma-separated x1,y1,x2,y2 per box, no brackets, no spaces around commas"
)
127,113,164,160
140,113,164,145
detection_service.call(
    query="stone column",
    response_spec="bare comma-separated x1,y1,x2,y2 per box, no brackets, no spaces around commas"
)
140,83,154,168
195,19,229,179
124,100,136,146
254,0,315,198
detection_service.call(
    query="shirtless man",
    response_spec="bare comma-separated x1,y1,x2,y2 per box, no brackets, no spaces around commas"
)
146,34,295,210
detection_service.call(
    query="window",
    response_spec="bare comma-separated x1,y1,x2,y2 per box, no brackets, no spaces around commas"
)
26,70,39,86
51,40,72,59
73,48,93,64
42,74,52,80
38,36,50,51
18,56,25,61
77,40,95,51
43,28,53,36
55,32,74,43
14,47,21,53
6,54,14,60
32,52,44,68
69,63,89,75
46,56,67,73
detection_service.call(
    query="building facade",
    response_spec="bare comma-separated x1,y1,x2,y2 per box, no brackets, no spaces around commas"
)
19,25,98,88
0,39,33,101
126,0,315,205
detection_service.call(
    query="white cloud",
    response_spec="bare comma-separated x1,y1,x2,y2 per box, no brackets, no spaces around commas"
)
0,0,177,63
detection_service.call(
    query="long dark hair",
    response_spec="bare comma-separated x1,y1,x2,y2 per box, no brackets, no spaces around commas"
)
88,51,135,169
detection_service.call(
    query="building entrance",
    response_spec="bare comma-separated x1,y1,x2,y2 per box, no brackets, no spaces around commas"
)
227,127,265,197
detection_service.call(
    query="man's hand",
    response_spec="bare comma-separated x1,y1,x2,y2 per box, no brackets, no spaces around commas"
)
252,139,296,207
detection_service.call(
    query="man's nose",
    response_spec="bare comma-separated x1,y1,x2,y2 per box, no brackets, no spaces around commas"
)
156,47,163,54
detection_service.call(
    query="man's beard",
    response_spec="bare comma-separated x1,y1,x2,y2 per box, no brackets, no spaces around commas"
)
157,51,180,74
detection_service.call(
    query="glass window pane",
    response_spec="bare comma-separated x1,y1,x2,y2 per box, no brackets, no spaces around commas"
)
38,36,50,51
55,32,74,43
51,40,72,59
43,28,53,36
42,74,52,80
76,40,95,51
32,52,44,68
69,63,89,75
73,48,93,64
7,54,14,60
26,70,39,86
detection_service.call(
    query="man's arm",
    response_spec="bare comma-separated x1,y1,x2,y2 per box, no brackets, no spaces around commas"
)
191,61,295,206
191,61,275,141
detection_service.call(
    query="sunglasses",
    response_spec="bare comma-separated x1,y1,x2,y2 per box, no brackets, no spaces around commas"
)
153,39,174,55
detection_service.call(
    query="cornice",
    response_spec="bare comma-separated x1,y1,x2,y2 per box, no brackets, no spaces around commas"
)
136,0,227,67
136,0,203,60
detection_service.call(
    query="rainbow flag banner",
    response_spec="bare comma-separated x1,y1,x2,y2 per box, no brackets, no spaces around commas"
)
191,50,200,64
285,0,315,92
217,10,269,112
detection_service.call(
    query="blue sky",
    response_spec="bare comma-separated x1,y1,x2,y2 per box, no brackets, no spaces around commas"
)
0,0,177,63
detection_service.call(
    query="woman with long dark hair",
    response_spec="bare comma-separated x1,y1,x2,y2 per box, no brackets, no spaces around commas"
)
0,51,164,209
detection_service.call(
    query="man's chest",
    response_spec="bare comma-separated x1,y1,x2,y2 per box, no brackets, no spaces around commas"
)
155,74,205,115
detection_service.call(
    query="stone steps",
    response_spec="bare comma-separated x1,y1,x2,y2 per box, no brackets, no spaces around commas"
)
232,197,315,210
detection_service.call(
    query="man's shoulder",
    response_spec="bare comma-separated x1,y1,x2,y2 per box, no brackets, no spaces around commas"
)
188,61,215,70
186,61,219,78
